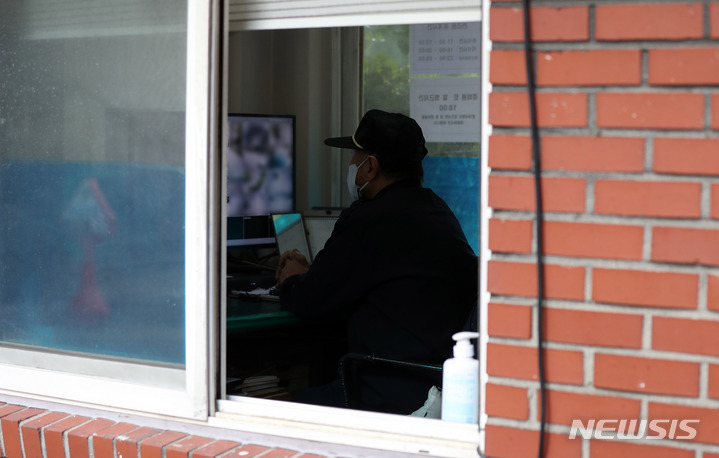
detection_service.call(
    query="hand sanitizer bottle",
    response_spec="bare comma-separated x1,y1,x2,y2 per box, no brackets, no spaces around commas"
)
441,331,480,423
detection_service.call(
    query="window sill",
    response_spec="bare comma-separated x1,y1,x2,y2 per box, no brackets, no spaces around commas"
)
214,397,481,457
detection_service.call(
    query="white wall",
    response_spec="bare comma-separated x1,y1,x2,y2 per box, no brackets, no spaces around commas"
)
227,28,357,211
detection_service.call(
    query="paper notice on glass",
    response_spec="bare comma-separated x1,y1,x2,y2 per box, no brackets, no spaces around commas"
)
410,23,481,76
410,77,480,143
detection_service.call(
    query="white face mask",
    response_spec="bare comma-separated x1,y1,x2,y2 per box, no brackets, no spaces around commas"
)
346,157,370,201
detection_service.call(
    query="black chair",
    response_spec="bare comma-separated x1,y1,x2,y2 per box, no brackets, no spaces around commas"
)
338,300,478,411
338,352,442,410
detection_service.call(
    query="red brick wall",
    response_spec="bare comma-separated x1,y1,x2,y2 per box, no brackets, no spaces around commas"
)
485,0,719,457
0,402,326,458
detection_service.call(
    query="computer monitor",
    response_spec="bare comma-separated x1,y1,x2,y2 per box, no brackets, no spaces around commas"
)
226,114,296,248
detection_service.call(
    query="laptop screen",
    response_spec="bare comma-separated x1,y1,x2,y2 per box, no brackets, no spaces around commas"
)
304,214,339,260
271,213,311,261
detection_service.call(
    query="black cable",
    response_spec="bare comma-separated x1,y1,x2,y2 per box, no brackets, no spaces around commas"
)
520,0,547,457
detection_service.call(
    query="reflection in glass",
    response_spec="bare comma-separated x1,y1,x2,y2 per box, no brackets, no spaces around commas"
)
0,1,188,365
363,24,480,255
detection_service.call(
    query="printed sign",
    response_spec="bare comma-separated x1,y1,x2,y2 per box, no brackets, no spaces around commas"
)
410,77,480,143
410,22,481,75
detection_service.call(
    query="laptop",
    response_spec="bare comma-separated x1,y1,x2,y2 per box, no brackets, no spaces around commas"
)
229,213,310,301
302,209,341,260
271,212,312,261
271,210,342,261
227,212,310,302
231,211,340,302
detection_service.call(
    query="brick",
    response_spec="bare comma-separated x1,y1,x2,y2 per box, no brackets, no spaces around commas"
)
545,308,643,348
488,260,585,301
593,268,698,309
484,424,581,458
713,94,719,130
486,384,529,420
590,440,695,458
653,316,719,357
67,418,115,458
43,416,91,458
139,431,187,458
220,444,272,457
537,50,641,86
488,175,586,213
490,49,526,85
649,402,719,445
713,184,719,220
544,221,643,260
594,354,699,397
486,343,584,385
541,136,645,173
487,135,644,174
262,449,301,458
652,227,719,267
489,6,589,43
488,135,645,173
166,435,213,458
712,2,719,39
596,93,704,130
0,404,25,418
650,48,719,86
92,422,138,458
541,390,641,426
1,408,45,458
192,440,242,458
709,275,719,312
596,3,703,41
490,92,588,128
116,426,161,458
709,364,719,400
21,412,69,458
488,303,532,339
594,179,701,218
489,218,532,254
654,138,719,176
488,135,532,170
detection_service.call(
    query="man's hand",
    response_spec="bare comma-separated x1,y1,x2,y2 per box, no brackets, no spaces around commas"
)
275,249,311,286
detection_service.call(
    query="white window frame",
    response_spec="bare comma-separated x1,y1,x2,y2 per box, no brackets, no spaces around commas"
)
2,1,488,452
229,0,481,31
0,0,220,421
214,398,481,457
478,0,492,448
215,6,485,457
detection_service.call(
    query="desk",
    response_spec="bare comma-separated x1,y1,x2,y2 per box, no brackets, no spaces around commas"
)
226,294,346,393
227,295,302,334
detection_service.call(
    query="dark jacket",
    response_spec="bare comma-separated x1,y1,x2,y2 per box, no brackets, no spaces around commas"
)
280,179,478,414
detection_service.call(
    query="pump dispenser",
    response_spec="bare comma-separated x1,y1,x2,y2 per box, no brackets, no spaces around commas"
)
441,331,480,423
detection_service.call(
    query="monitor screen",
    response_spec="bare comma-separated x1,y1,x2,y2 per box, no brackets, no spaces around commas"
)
226,114,296,247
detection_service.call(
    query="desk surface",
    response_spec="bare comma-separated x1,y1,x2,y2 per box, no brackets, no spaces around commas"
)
227,295,301,333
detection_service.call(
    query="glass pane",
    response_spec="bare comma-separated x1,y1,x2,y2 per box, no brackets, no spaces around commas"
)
363,24,480,254
0,0,187,365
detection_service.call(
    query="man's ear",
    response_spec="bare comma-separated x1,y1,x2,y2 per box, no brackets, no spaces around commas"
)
366,155,381,179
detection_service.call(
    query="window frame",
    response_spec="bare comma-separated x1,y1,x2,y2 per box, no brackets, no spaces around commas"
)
216,9,485,457
0,0,220,421
214,397,481,456
0,0,488,453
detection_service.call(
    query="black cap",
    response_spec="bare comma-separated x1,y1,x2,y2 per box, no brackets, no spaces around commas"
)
324,109,428,163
